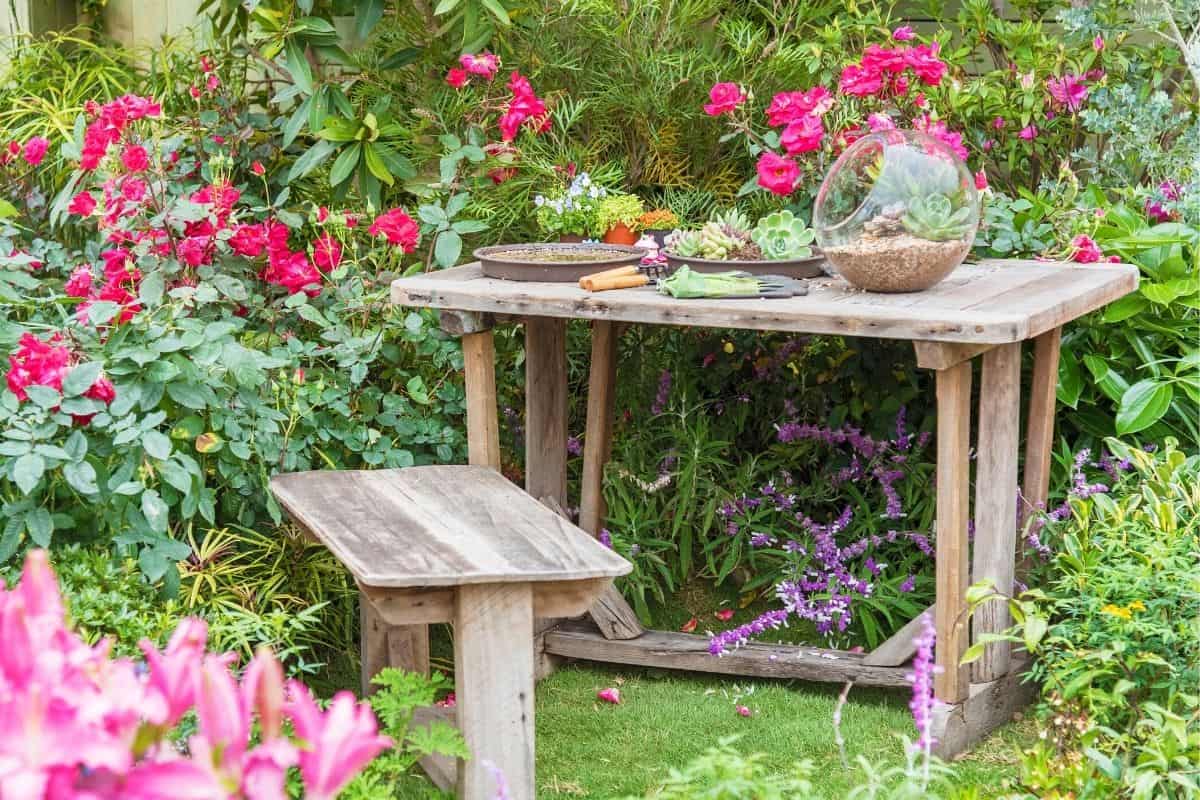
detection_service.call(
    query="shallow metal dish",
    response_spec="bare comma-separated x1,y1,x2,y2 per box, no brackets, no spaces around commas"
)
664,251,827,279
475,243,645,282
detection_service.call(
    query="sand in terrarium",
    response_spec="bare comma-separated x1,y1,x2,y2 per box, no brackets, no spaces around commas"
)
823,234,971,293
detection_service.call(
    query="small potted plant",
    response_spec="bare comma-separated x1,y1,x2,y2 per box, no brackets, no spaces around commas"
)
638,209,680,248
534,172,606,242
595,193,645,245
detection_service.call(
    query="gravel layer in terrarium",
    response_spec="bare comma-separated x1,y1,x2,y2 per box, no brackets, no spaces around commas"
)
814,130,980,293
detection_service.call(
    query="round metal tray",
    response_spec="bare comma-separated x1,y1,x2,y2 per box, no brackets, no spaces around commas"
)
475,243,645,282
664,251,826,279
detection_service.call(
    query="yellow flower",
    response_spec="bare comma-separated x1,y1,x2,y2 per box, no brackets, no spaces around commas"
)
1101,603,1132,620
723,341,734,354
1129,600,1146,612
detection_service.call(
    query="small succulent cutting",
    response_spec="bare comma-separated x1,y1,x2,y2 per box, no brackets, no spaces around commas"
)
900,193,973,242
750,210,816,260
665,207,818,262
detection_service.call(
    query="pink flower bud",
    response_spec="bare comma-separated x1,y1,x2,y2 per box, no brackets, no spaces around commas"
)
597,687,621,704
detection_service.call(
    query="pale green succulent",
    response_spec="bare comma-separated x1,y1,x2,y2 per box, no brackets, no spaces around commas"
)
698,221,739,260
709,207,753,237
750,210,816,260
900,193,973,242
669,229,704,257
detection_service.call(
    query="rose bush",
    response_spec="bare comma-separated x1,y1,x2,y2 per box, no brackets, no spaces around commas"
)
0,83,468,582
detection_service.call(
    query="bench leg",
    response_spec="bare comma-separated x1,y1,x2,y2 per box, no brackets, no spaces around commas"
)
454,583,535,800
360,591,429,696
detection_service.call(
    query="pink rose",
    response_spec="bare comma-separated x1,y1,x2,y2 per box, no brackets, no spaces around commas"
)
446,67,468,89
975,170,988,191
780,114,824,155
1070,234,1102,263
369,208,420,252
252,160,265,176
866,112,896,132
121,144,149,173
64,266,94,298
1018,124,1038,140
755,151,799,196
703,82,745,116
904,43,947,86
1093,35,1104,51
459,52,499,79
764,87,833,127
312,232,342,272
892,26,915,41
838,64,883,97
68,192,97,216
22,136,49,166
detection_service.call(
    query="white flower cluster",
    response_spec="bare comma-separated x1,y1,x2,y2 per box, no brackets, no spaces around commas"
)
533,172,606,215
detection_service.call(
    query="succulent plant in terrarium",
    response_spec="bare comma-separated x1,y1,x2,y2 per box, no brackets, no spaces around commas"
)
751,210,816,260
814,130,981,292
900,193,974,242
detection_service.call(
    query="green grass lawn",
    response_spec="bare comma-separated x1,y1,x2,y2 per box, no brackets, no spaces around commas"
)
385,657,1031,798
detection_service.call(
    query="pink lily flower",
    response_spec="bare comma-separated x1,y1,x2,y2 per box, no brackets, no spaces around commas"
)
287,682,392,800
140,617,208,727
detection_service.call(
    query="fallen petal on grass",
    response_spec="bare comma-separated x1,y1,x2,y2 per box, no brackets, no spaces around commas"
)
597,687,621,704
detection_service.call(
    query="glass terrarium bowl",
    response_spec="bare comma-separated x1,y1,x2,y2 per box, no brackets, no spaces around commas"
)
813,130,980,293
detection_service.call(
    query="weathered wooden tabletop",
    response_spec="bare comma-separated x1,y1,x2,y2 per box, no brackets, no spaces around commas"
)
390,259,1137,344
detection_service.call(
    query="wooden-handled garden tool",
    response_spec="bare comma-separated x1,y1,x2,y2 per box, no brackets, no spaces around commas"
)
579,262,670,291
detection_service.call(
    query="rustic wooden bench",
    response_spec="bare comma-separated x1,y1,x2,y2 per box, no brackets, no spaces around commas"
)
270,465,632,800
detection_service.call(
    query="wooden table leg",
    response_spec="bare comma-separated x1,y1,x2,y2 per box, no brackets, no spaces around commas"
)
577,320,645,641
971,343,1022,683
454,583,535,800
1018,327,1062,579
463,330,501,470
579,320,618,534
524,317,568,509
1021,327,1061,522
934,360,972,705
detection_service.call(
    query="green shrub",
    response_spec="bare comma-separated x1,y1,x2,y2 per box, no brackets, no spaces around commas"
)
1000,438,1200,798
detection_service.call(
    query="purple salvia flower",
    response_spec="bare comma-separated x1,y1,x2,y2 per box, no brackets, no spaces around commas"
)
651,369,672,415
598,528,612,549
907,612,941,758
749,532,776,548
566,435,583,456
708,609,790,655
900,574,916,592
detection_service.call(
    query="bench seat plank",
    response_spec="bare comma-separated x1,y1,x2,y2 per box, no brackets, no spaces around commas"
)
270,465,631,588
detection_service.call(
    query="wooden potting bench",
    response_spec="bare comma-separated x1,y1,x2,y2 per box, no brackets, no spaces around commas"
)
389,258,1137,758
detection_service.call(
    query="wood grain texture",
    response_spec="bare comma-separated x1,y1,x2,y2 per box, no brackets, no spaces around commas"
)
539,495,644,641
360,595,390,696
971,343,1022,683
392,261,1137,345
913,341,994,370
543,620,911,687
935,361,972,703
1021,327,1062,522
862,603,935,667
454,583,535,800
589,583,645,640
931,656,1037,759
579,320,619,535
525,317,568,508
462,331,501,470
270,466,631,587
